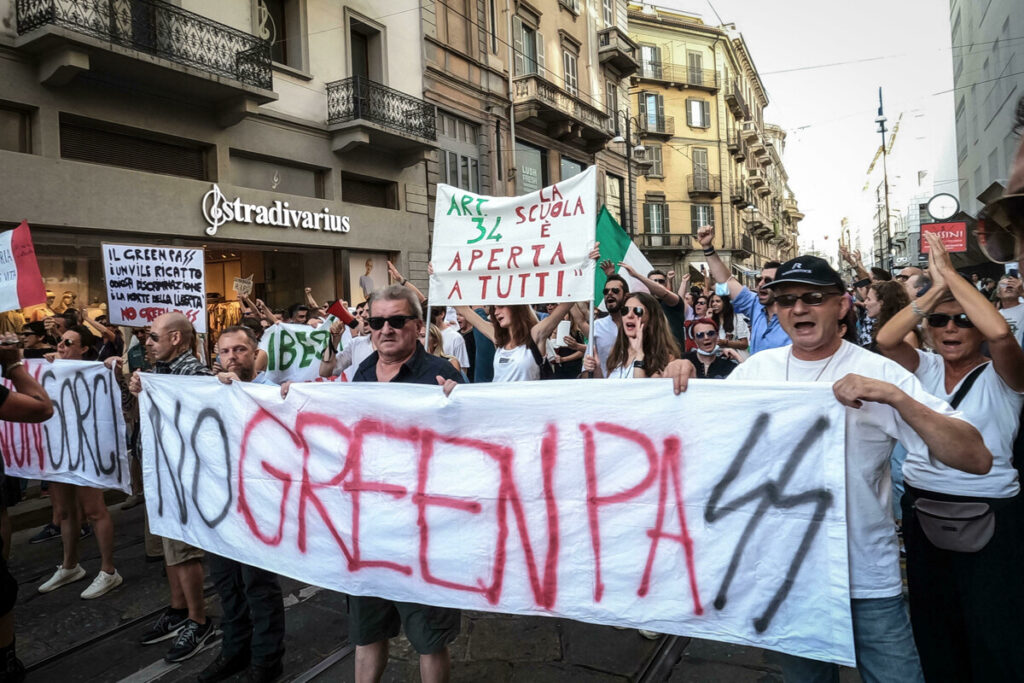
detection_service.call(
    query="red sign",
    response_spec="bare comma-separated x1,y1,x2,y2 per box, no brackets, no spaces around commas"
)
920,222,967,253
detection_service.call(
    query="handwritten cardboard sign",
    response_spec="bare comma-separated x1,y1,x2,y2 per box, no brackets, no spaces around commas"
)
103,243,207,333
233,274,254,298
429,167,597,305
920,222,967,254
256,321,340,384
0,360,129,492
140,376,854,665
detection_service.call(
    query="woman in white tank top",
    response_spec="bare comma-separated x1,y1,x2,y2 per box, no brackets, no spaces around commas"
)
456,303,572,382
583,292,679,379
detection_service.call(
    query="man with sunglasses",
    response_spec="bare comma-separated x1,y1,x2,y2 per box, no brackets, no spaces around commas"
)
577,273,630,377
996,273,1024,346
707,255,990,682
695,225,790,355
349,284,463,683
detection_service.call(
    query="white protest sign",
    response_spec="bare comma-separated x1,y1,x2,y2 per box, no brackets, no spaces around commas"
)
233,274,254,298
430,166,597,305
256,321,336,384
0,360,129,492
140,377,853,665
103,243,207,333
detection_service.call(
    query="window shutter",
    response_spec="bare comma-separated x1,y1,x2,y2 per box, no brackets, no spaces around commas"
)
702,101,711,128
656,95,665,129
686,98,694,127
652,46,662,77
643,203,652,232
708,206,715,227
662,204,670,233
536,31,545,73
690,205,699,234
512,16,524,76
638,92,647,125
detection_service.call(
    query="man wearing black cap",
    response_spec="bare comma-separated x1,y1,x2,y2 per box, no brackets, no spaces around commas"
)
665,255,992,682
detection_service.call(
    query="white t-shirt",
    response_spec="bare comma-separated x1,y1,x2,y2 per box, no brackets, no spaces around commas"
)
592,315,619,377
906,351,1022,498
718,314,750,342
999,304,1024,346
728,340,966,599
327,334,374,381
441,325,470,368
492,344,540,382
606,363,635,379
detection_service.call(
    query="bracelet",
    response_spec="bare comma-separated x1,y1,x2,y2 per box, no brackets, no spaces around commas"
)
911,301,928,318
3,361,23,378
702,247,716,256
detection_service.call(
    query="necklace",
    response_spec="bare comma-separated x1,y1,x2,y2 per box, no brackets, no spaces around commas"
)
785,349,836,381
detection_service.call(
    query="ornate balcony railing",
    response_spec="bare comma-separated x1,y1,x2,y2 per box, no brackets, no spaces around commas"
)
687,174,721,196
632,232,692,249
637,62,719,90
327,76,436,141
639,115,674,137
724,80,749,120
513,74,611,137
16,0,272,90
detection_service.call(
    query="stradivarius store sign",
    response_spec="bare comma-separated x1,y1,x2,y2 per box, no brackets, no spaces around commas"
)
201,184,351,236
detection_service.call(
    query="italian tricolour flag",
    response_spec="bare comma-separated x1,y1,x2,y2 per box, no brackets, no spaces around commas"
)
0,222,46,313
594,206,653,305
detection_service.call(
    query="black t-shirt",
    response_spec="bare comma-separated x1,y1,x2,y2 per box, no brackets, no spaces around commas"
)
353,342,464,385
460,329,476,382
684,350,737,379
660,298,688,350
23,347,53,359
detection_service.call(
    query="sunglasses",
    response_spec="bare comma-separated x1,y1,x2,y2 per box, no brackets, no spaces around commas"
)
927,313,975,329
694,330,717,339
650,278,667,285
603,287,623,295
773,292,841,308
626,306,646,317
757,276,775,285
58,338,76,347
695,300,708,307
976,196,1024,263
367,315,417,330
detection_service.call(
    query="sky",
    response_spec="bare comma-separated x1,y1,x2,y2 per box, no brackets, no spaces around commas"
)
656,0,958,255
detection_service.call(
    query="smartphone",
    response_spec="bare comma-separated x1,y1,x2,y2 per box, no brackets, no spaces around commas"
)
1009,269,1020,279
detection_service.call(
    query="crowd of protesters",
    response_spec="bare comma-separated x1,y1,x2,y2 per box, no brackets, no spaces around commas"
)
0,100,1020,683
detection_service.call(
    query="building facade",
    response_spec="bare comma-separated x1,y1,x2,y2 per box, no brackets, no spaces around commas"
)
949,0,1022,213
627,5,801,283
0,0,436,319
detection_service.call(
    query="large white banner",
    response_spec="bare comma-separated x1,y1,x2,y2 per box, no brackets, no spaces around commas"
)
430,167,597,306
103,243,207,333
1,360,129,492
140,377,853,665
257,322,337,384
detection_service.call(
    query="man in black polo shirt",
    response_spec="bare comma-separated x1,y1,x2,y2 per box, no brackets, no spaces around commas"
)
350,284,463,683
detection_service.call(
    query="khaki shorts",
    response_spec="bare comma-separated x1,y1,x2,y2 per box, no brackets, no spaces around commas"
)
162,537,204,566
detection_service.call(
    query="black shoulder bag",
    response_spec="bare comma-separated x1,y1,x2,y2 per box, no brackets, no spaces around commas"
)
526,337,555,380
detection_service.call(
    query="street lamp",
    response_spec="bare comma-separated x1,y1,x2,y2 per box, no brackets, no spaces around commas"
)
875,87,893,271
610,110,647,237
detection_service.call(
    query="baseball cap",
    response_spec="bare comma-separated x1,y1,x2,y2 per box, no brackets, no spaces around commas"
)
763,255,845,291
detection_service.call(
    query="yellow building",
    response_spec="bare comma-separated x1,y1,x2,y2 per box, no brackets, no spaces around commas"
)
627,5,802,281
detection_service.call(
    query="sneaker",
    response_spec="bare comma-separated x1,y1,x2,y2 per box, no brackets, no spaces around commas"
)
28,523,60,544
638,629,661,640
38,564,87,593
139,609,189,645
164,619,215,663
80,570,123,599
80,524,93,540
198,650,250,683
120,494,144,511
241,660,283,683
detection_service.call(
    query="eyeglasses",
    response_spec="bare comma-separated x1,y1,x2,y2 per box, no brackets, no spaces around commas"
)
695,300,708,307
602,287,623,295
626,306,646,317
147,332,161,342
927,313,975,329
58,338,76,347
757,276,775,285
367,315,417,330
694,330,717,339
976,197,1024,263
773,292,841,308
650,279,667,286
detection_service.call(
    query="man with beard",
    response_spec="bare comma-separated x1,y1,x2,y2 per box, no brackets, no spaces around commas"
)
696,225,789,354
199,326,286,683
578,273,628,376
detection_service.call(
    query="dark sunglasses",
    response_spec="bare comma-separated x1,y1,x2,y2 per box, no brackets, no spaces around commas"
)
976,196,1024,264
367,315,417,330
757,276,775,285
58,338,76,347
774,292,841,308
650,278,667,285
626,306,646,317
927,313,975,329
603,287,623,295
694,330,716,339
695,300,708,306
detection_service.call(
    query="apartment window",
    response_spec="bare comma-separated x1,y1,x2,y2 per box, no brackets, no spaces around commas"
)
441,0,471,54
646,144,663,177
350,17,384,82
0,106,31,153
640,44,661,78
602,0,614,25
692,148,709,188
605,173,623,225
643,202,668,234
512,16,544,76
687,51,704,85
516,141,547,194
690,205,714,233
488,0,498,53
437,112,481,192
558,0,580,12
231,152,324,198
639,92,665,132
563,50,578,96
342,173,398,209
60,116,209,180
605,81,618,128
955,97,967,161
686,98,711,128
256,0,303,70
560,156,584,180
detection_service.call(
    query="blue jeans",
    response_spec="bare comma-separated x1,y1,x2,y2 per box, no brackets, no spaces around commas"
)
778,595,924,683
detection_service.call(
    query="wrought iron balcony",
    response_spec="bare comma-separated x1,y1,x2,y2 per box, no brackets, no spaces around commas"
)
726,129,746,161
687,174,722,197
632,232,692,250
730,184,754,207
15,0,273,99
597,26,639,76
639,115,674,137
636,61,719,91
327,76,436,153
724,80,749,120
513,74,612,152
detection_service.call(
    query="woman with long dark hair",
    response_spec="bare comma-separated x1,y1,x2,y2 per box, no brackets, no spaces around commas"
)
456,303,570,382
583,292,679,378
709,294,748,356
864,280,919,351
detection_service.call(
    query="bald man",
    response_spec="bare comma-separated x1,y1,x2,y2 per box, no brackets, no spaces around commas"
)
129,312,215,663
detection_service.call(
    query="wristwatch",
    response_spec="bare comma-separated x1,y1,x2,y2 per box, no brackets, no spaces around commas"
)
632,359,645,369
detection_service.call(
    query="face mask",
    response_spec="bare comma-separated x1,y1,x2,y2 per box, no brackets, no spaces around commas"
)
696,345,719,357
715,282,729,296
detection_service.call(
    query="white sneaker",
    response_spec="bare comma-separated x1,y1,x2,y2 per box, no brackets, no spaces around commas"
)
80,570,123,599
38,564,86,593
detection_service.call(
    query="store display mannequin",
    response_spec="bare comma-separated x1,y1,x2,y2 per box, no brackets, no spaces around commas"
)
52,291,77,315
23,290,56,322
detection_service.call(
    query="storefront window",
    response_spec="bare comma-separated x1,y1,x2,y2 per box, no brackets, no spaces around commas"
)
515,141,547,194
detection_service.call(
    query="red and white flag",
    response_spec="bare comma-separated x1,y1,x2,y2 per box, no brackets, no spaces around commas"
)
0,222,46,313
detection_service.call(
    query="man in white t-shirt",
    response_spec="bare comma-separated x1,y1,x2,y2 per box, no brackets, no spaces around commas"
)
996,274,1024,346
665,255,991,683
431,308,470,371
577,274,628,377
